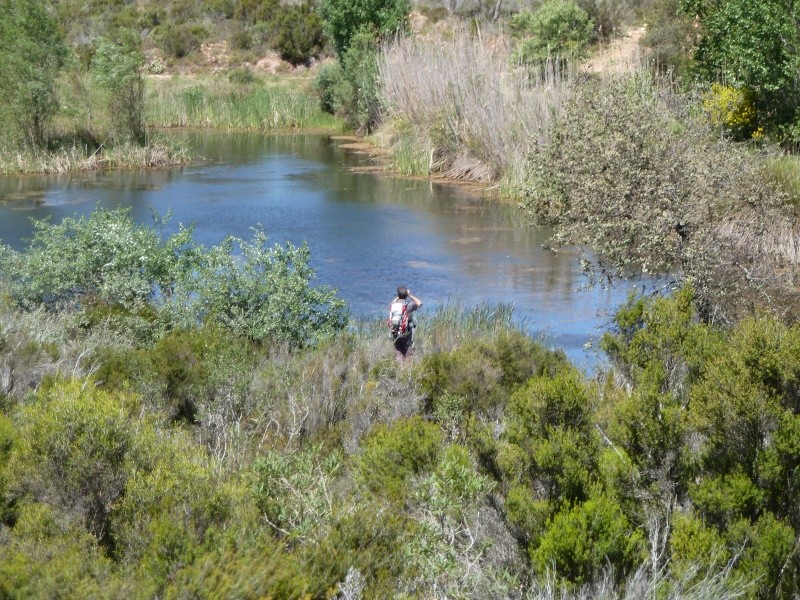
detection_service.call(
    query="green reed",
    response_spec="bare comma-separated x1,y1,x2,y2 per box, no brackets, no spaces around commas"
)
146,76,340,131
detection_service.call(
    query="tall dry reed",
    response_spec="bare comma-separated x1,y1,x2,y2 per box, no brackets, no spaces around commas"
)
379,32,574,190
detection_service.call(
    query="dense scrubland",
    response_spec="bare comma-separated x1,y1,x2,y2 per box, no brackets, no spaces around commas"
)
2,210,800,598
2,0,800,598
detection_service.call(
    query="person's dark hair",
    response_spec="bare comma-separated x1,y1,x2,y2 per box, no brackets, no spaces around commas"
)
397,286,408,299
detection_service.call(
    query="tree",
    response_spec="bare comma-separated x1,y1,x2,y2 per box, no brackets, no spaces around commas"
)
319,0,409,56
0,0,68,146
91,30,146,144
681,0,800,139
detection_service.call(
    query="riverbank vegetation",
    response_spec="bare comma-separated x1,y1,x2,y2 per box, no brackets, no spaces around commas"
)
1,213,800,598
3,0,800,596
146,75,339,131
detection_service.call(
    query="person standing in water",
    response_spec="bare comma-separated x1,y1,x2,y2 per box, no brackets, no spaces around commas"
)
388,286,423,360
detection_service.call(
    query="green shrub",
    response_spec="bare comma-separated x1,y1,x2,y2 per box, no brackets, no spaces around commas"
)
531,494,645,586
499,371,599,504
229,27,253,50
6,380,139,544
252,444,343,538
0,502,113,598
272,2,324,66
187,231,348,347
357,416,443,502
313,61,343,114
690,316,800,480
0,413,16,523
156,23,207,59
319,0,409,56
503,483,551,547
228,65,257,84
601,287,721,393
401,444,496,596
303,504,409,596
728,514,799,600
202,0,237,19
5,208,347,348
163,541,312,599
419,330,568,422
111,427,235,588
669,511,730,583
689,471,765,529
235,0,281,24
511,0,593,66
3,206,199,312
759,411,800,521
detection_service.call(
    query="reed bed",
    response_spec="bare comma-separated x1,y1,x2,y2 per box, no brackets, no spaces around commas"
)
146,77,339,131
379,32,574,190
0,137,191,175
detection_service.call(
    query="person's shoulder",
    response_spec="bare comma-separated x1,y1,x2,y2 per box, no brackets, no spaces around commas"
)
406,298,419,311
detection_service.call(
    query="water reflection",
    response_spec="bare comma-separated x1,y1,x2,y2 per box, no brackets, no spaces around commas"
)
0,132,633,370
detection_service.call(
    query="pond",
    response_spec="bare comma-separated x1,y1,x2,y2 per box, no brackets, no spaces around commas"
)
0,132,639,370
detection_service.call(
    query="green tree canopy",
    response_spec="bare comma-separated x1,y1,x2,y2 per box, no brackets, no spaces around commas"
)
319,0,409,56
681,0,800,138
91,30,146,144
0,0,69,146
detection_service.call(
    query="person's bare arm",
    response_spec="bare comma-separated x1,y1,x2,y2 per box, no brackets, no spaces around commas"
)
408,290,423,308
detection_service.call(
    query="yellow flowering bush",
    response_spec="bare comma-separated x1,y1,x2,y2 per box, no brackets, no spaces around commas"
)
703,83,758,139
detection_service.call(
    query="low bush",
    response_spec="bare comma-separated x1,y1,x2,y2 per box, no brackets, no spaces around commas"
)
251,444,343,538
498,370,599,504
156,23,207,59
419,329,568,422
703,83,759,140
6,380,140,544
530,493,645,586
227,65,256,84
357,416,443,502
0,502,113,598
3,208,348,348
669,511,730,584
